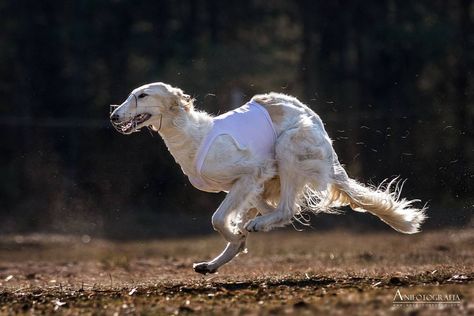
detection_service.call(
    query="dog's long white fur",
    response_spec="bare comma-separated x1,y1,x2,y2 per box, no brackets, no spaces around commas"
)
111,83,427,274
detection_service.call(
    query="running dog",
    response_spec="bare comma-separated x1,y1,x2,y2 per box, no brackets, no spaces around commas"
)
110,82,427,274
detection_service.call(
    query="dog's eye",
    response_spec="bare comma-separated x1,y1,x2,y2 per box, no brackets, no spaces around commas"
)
138,93,148,99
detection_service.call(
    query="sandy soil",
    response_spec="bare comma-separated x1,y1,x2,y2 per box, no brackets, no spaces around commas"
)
0,229,472,315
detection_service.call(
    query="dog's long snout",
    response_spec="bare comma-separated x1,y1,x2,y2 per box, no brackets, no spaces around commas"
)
110,104,121,123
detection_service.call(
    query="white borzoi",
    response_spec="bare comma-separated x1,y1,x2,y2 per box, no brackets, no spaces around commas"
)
110,82,427,274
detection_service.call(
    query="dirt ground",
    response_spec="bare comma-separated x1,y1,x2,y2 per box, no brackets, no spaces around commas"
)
0,229,472,315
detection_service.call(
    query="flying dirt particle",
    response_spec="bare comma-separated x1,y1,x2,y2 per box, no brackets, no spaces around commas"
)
81,235,91,244
448,274,470,283
54,300,66,307
359,252,374,261
293,301,309,309
4,275,13,282
178,306,194,313
53,299,67,311
388,277,407,286
435,245,449,252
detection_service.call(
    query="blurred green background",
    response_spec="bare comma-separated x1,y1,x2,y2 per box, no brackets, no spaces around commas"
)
0,0,472,238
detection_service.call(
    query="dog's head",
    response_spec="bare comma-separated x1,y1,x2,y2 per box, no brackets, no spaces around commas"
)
110,82,192,134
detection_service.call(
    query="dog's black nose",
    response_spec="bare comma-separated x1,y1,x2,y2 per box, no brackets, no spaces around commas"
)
110,114,120,122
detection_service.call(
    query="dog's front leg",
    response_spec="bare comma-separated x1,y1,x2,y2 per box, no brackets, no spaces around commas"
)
193,239,247,274
211,176,259,242
193,176,259,274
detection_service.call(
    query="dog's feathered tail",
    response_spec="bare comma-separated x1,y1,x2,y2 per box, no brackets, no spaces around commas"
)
303,161,427,234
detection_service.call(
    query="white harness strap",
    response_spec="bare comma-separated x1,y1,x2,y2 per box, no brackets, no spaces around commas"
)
188,101,277,192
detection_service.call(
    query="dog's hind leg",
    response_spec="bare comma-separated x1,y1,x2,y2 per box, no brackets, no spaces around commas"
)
253,196,276,215
244,128,306,232
244,171,304,232
245,126,332,232
247,177,280,217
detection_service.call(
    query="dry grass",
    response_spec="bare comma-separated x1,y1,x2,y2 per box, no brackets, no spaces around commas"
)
0,229,472,315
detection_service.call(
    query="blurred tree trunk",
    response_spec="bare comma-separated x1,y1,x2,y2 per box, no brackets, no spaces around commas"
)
298,0,317,100
184,0,198,57
454,0,473,196
207,0,219,44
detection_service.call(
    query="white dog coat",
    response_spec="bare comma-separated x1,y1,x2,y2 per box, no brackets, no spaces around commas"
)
188,101,277,192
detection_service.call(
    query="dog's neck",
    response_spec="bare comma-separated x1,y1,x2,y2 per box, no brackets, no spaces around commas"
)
156,108,213,176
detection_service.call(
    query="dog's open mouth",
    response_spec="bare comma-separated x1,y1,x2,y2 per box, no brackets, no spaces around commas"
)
112,113,152,134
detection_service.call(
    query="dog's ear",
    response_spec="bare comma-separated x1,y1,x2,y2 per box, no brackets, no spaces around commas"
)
143,88,153,95
170,88,193,112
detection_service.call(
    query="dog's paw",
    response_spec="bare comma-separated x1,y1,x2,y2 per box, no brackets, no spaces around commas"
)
193,262,218,275
244,218,267,232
